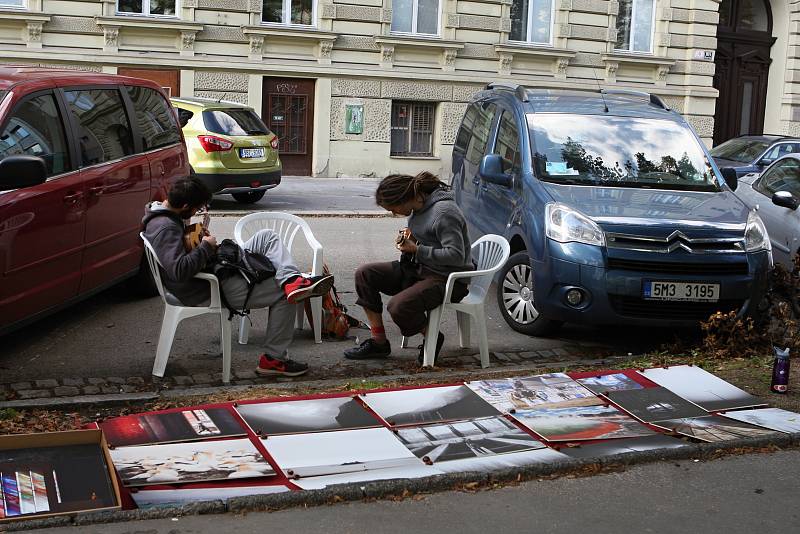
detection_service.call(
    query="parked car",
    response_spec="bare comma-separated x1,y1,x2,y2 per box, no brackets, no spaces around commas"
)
451,84,772,336
170,97,281,204
710,135,800,178
0,65,188,335
732,154,800,269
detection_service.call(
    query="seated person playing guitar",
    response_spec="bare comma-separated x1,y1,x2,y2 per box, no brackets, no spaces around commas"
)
142,177,333,377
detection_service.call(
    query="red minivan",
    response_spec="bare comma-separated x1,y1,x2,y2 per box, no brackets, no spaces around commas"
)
0,66,189,334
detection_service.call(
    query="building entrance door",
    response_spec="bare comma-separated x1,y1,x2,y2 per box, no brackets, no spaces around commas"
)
713,0,775,145
262,78,315,176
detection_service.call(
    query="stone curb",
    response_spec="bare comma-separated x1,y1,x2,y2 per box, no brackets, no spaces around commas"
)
5,433,798,531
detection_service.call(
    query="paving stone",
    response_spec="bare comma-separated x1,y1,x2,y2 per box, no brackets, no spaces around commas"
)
100,385,119,395
518,351,538,360
552,347,571,357
472,354,483,363
82,386,101,395
505,353,522,362
493,352,511,362
87,378,107,385
535,349,555,358
233,370,257,380
119,385,137,393
458,355,476,365
192,374,213,384
126,377,145,386
16,389,51,400
10,382,32,391
236,380,255,385
172,376,194,386
106,377,126,385
34,379,59,389
54,386,80,397
61,378,85,387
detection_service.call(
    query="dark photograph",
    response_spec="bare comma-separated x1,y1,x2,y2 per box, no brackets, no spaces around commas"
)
606,387,708,422
558,435,689,459
653,416,779,442
101,408,245,448
362,386,499,427
236,397,380,435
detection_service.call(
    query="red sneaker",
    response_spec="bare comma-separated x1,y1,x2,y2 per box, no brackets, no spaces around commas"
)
283,274,334,304
255,354,309,377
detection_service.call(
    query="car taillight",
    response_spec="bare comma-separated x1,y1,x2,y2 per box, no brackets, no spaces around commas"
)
270,137,279,150
198,135,233,153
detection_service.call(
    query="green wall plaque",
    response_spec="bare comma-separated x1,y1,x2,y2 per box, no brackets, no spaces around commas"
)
345,104,364,134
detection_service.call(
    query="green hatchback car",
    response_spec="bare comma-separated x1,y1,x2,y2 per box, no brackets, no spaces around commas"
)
171,97,281,203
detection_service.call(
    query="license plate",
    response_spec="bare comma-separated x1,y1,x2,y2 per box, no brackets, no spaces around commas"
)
240,147,265,159
643,281,720,302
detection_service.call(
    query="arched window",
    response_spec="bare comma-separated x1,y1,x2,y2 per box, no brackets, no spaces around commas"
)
718,0,771,33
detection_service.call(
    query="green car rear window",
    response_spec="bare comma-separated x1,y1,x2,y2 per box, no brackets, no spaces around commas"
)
202,109,270,136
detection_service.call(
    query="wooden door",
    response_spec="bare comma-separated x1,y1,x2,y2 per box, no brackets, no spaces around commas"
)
117,68,180,97
262,77,315,176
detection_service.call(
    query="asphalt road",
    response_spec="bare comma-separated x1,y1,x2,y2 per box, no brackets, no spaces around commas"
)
31,449,800,534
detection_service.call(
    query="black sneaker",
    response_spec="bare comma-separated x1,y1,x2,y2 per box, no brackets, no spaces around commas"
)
344,338,391,360
256,354,309,377
417,332,445,366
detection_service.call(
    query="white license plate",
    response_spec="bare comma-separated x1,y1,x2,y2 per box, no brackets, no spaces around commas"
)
240,147,265,159
643,281,720,302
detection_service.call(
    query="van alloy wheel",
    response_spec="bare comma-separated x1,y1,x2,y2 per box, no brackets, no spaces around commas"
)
502,264,538,325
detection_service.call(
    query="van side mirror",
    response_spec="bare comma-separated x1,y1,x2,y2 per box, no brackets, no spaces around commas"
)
479,154,513,187
772,190,800,210
720,167,738,191
757,158,772,167
0,155,48,191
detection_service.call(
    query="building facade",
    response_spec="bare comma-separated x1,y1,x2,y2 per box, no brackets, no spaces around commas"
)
0,0,797,177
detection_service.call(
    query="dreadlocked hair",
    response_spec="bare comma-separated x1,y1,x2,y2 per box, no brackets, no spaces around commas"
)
375,171,450,208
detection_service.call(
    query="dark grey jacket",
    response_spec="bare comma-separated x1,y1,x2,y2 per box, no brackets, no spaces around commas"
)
408,188,473,277
141,202,215,305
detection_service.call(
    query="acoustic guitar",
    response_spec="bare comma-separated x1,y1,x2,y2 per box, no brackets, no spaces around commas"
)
183,212,210,252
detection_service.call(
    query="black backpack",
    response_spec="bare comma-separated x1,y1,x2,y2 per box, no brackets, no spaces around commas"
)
212,239,276,319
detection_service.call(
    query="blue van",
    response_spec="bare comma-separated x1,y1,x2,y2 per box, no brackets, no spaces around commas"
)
451,84,772,336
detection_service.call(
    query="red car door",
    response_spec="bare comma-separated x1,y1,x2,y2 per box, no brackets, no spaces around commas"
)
61,87,151,294
0,91,85,329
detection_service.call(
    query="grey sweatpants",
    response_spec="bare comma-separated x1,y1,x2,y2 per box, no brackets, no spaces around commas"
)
219,230,301,359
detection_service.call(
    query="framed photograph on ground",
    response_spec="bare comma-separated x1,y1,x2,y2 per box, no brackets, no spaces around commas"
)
361,386,499,427
720,408,800,434
652,416,778,442
558,435,689,459
606,387,707,423
262,427,423,478
395,417,545,463
513,404,657,442
638,365,766,411
468,373,601,413
130,485,290,508
0,430,120,523
101,408,245,447
577,373,644,394
235,397,379,436
111,439,275,487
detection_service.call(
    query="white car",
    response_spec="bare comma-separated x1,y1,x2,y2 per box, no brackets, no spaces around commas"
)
734,154,800,269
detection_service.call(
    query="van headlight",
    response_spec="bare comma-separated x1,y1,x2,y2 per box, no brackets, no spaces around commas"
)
545,203,605,247
744,210,771,253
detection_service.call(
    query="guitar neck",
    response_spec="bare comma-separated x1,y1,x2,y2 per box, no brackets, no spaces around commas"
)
201,212,210,230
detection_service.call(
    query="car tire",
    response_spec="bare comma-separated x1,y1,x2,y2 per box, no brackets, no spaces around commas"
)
232,190,266,204
497,251,563,337
129,253,159,297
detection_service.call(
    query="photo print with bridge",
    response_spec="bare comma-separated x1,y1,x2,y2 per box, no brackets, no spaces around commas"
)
605,387,708,423
100,408,245,448
637,365,766,411
577,373,645,394
235,397,380,436
720,408,800,434
512,404,657,442
652,416,778,442
360,386,499,427
395,416,545,464
467,373,601,413
110,439,274,487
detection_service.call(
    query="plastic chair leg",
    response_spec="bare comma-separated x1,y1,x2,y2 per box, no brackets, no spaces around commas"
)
422,306,444,367
400,336,411,348
220,314,232,383
238,313,250,345
474,308,490,368
294,303,305,329
456,311,471,348
152,307,180,378
310,296,322,344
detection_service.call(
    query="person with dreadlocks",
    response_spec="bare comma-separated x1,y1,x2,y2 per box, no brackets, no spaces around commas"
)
344,171,474,364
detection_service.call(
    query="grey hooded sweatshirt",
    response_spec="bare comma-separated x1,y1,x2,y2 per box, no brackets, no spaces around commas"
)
141,201,215,305
407,188,473,277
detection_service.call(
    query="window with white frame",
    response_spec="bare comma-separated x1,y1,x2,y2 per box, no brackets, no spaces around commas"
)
510,0,554,45
117,0,177,16
391,0,440,36
262,0,315,26
0,0,26,8
615,0,656,53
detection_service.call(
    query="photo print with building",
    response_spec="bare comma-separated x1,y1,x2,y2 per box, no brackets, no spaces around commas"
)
468,373,601,413
100,408,245,447
395,417,545,463
720,407,800,434
235,397,379,436
652,416,779,442
606,387,708,423
361,386,499,427
577,373,644,394
110,439,275,487
638,365,766,411
512,404,657,442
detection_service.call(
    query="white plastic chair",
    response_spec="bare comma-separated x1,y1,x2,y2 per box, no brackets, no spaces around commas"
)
401,234,511,368
234,212,324,344
140,233,232,383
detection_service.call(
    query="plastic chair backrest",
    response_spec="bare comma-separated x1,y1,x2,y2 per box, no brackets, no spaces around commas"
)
140,232,168,299
466,234,511,301
235,212,308,252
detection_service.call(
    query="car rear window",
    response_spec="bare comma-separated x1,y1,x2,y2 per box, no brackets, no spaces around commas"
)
202,109,270,136
709,138,770,163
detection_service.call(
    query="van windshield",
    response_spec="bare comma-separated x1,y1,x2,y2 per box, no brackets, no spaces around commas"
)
528,114,720,191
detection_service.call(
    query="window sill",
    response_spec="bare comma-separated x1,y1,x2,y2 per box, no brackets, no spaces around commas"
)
601,53,675,85
603,52,675,67
389,155,440,160
496,43,575,59
0,9,50,23
242,24,336,41
95,15,202,32
375,35,464,50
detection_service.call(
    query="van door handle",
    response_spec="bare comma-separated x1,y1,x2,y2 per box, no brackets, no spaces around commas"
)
88,186,104,196
63,192,83,204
